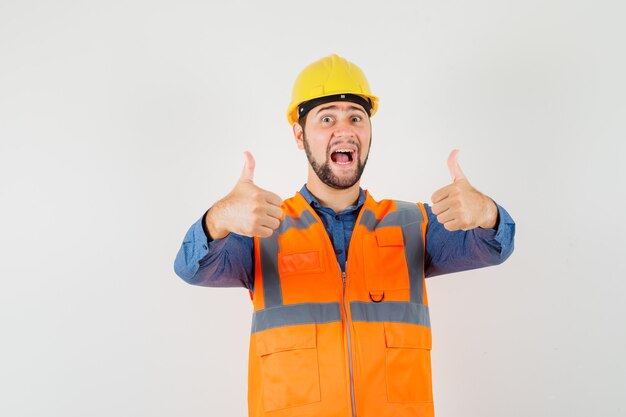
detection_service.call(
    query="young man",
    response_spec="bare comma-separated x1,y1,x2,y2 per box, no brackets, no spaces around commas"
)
174,54,515,417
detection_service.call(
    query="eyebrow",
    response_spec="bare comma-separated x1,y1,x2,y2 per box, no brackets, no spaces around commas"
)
314,105,367,116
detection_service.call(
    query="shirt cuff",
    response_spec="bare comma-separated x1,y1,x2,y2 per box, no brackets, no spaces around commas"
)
190,215,210,256
201,209,214,243
473,203,514,241
493,203,515,244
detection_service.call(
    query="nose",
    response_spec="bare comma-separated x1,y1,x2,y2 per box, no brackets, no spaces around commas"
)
333,118,356,139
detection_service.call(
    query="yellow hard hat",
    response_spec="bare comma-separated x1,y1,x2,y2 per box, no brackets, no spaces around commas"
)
287,54,379,125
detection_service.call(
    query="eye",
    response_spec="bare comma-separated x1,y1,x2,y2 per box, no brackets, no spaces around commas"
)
321,116,333,123
351,115,362,122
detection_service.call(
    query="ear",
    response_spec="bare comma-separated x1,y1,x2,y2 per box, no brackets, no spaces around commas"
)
293,122,305,150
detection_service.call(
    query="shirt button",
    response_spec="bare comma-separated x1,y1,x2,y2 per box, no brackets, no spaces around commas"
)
334,215,340,220
335,249,343,255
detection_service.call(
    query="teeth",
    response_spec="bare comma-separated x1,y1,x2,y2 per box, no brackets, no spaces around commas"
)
332,148,354,165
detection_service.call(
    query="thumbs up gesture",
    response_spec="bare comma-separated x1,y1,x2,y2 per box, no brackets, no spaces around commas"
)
430,149,498,231
205,151,283,239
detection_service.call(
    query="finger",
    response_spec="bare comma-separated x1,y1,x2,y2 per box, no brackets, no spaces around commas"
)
436,208,455,225
431,185,451,205
443,219,462,232
266,204,283,220
254,226,275,238
264,191,283,207
261,216,281,230
447,149,466,182
240,151,255,182
430,200,449,216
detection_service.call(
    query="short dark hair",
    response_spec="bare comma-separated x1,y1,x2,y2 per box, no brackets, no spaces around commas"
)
298,112,308,132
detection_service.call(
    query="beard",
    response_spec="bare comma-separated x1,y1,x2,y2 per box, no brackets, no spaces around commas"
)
303,133,370,189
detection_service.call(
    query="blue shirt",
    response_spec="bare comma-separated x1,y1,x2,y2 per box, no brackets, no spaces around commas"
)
174,185,515,290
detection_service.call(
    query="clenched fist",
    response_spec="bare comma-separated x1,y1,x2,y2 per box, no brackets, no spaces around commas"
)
205,151,283,239
431,149,498,231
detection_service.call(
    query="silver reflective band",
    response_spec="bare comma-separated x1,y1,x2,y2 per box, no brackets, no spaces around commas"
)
359,202,424,232
393,201,426,304
260,233,282,308
260,209,319,309
392,201,424,223
278,209,317,235
251,302,343,334
358,209,379,232
350,301,431,328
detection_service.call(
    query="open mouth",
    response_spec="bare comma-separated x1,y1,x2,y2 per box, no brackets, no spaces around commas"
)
330,149,355,165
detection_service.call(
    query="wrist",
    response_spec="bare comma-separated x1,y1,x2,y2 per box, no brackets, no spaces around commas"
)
205,203,229,240
479,196,498,229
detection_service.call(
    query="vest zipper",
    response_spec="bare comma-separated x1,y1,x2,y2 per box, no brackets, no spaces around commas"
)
342,269,357,417
297,192,369,417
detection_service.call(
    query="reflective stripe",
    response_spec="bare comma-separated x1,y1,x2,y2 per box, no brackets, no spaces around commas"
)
380,202,424,228
350,301,431,328
403,219,424,304
394,201,425,304
359,208,380,231
260,234,282,308
260,209,318,308
359,203,424,232
251,302,342,334
278,209,317,235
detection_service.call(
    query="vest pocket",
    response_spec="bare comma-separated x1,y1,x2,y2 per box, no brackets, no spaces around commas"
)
363,227,410,291
384,322,433,403
255,324,321,411
278,250,323,275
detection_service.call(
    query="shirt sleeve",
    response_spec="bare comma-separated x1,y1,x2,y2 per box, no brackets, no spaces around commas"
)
173,213,254,289
424,202,515,278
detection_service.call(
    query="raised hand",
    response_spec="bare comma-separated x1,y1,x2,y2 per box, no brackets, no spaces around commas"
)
205,151,283,239
430,149,498,231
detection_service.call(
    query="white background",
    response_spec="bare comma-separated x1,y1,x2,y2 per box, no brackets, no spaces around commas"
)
1,1,625,416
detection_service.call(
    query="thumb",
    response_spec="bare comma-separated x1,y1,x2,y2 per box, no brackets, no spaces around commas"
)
240,151,255,182
447,149,466,182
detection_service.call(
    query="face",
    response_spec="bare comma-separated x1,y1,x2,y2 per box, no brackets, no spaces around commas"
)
294,101,372,189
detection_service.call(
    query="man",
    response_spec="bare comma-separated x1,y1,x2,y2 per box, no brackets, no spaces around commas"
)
174,54,515,417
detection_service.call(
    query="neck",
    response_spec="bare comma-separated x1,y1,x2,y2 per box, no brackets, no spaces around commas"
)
305,171,361,213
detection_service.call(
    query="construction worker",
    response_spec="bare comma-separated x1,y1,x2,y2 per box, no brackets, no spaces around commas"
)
174,54,515,417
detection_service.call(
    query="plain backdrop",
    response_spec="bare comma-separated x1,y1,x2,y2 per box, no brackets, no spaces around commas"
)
1,1,625,416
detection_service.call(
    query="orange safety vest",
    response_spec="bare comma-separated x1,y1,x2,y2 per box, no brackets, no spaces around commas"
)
249,191,433,417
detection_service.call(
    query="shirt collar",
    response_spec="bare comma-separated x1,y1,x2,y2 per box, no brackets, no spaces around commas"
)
299,184,366,214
